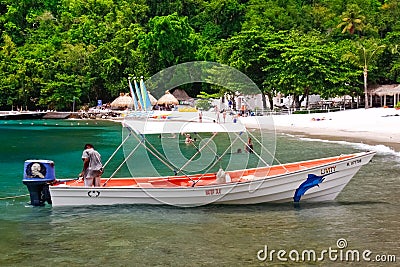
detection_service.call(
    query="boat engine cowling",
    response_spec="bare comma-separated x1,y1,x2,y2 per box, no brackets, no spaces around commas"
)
22,160,56,206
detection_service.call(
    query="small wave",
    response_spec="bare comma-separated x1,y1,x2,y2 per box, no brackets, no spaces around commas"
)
281,133,298,138
295,136,400,158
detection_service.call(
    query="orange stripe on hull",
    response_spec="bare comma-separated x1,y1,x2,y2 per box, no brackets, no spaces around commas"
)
59,154,356,188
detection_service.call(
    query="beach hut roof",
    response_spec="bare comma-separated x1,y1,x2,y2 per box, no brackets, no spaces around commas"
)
110,93,133,109
157,90,179,105
369,84,400,96
172,89,192,101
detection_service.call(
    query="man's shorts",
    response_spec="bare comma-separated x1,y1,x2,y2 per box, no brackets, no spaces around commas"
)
84,169,102,187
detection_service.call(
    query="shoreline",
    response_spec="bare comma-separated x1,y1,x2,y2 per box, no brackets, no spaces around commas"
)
274,126,400,152
272,108,400,152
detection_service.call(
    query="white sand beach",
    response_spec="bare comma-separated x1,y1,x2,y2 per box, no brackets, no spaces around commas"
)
272,108,400,151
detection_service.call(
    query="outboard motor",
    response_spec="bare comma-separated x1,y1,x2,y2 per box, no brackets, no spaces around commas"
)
22,160,56,206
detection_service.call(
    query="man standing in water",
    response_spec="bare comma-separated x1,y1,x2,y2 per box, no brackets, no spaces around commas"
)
79,144,103,187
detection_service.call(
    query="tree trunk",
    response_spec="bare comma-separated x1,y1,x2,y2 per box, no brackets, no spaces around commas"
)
264,91,274,110
298,95,306,108
268,93,273,110
301,87,310,109
292,94,301,109
364,68,369,109
261,93,267,111
231,96,236,110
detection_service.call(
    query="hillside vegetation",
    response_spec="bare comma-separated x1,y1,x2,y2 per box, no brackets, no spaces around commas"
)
1,0,399,110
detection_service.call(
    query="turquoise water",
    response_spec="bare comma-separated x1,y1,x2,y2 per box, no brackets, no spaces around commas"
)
0,120,399,266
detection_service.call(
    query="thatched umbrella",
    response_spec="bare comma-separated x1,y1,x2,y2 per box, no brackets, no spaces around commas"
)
156,90,179,105
172,89,192,102
110,93,133,109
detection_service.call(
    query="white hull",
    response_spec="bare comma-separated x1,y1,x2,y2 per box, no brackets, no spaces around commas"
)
49,151,374,207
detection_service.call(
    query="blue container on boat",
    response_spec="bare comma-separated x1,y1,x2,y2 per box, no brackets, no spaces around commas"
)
22,160,56,206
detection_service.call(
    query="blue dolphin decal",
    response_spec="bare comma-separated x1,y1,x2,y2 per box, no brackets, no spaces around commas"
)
293,173,333,202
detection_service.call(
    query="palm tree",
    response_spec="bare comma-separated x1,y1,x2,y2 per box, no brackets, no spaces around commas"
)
344,41,385,109
337,4,365,35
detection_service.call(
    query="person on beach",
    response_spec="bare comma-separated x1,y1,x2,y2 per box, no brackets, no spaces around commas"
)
215,105,220,123
79,144,103,187
222,110,226,123
245,138,254,153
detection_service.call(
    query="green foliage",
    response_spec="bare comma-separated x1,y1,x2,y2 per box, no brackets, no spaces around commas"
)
139,13,198,74
1,0,400,110
195,99,211,110
292,109,340,114
337,4,365,35
197,91,220,99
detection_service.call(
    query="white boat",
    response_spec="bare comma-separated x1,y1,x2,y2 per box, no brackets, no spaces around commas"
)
22,111,375,207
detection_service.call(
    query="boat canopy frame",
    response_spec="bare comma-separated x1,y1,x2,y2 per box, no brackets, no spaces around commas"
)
102,118,286,186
